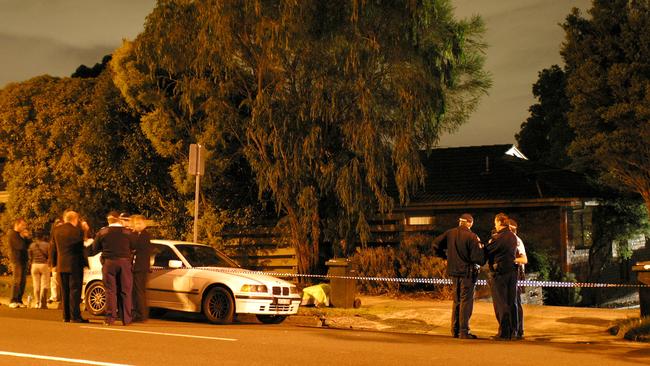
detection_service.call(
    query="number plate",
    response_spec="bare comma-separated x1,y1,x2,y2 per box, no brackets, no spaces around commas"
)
276,298,291,305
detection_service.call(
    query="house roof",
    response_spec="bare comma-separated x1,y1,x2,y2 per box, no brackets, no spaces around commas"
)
400,144,602,209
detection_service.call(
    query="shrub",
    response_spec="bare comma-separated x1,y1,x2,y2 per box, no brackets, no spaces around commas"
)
352,245,400,295
527,247,581,305
351,234,451,298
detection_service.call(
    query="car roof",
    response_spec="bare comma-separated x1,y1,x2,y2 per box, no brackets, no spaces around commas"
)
150,239,211,247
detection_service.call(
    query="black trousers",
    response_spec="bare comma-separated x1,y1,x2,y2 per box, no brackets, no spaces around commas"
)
10,260,28,303
451,275,477,336
514,283,524,337
489,270,517,338
132,270,148,320
60,268,83,321
103,258,133,324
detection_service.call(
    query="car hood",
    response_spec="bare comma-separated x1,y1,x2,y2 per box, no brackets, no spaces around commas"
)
190,266,295,287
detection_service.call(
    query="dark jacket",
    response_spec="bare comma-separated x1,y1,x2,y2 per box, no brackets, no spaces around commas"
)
132,229,152,272
51,222,86,273
485,227,518,274
7,229,28,264
433,226,485,277
91,225,136,260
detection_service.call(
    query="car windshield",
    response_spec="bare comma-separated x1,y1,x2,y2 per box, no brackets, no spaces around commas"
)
175,244,239,268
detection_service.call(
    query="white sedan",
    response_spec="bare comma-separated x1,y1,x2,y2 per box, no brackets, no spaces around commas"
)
83,240,301,324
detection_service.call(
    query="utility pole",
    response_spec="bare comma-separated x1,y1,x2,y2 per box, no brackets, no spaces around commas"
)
188,143,205,243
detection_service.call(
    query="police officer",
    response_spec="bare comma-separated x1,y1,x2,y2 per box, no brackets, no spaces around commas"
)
509,218,528,340
433,213,485,339
91,211,137,325
485,213,518,341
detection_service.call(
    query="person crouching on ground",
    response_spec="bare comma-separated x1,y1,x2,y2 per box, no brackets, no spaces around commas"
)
432,213,486,339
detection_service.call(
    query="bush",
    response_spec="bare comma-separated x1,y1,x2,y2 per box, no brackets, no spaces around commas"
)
351,234,451,298
527,247,581,305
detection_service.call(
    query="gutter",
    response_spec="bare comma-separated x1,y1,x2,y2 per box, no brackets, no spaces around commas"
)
396,197,599,210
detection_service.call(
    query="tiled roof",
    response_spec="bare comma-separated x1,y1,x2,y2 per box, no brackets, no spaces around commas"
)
403,144,601,205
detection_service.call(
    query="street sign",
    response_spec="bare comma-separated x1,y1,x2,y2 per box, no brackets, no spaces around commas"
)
188,143,205,176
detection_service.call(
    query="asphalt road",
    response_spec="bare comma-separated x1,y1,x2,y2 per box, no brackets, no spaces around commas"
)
1,306,648,366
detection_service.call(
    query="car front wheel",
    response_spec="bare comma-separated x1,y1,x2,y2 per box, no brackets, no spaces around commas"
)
256,315,287,324
202,286,234,324
85,281,106,316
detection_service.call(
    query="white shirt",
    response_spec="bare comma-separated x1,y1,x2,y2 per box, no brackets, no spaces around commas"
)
515,234,526,270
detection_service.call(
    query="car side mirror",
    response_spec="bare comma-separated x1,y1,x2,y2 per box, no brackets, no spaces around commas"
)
168,260,183,269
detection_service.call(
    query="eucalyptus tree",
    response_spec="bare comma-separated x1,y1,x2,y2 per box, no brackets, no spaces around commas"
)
112,0,491,274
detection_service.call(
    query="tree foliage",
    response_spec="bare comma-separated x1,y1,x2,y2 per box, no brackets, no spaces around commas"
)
561,0,650,215
72,55,113,79
516,65,574,167
112,0,490,274
517,2,650,304
0,71,176,234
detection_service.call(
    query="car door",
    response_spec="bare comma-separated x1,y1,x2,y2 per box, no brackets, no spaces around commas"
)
147,244,193,310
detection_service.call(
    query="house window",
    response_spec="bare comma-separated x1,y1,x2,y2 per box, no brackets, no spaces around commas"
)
407,216,433,226
570,208,593,249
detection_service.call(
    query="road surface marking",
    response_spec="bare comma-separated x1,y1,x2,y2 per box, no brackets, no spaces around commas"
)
80,326,238,341
0,351,131,366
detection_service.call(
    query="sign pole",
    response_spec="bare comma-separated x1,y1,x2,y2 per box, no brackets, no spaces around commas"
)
189,143,204,243
193,168,200,243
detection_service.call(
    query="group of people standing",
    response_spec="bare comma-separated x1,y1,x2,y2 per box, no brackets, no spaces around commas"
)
90,211,151,325
433,212,527,341
4,210,151,326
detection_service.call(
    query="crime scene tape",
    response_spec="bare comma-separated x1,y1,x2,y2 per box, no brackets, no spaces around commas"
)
86,267,650,288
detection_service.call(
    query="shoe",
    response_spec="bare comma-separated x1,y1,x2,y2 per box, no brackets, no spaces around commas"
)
71,318,89,323
9,302,20,309
459,333,478,339
63,319,70,323
452,334,459,338
47,299,54,304
17,302,27,308
490,335,511,341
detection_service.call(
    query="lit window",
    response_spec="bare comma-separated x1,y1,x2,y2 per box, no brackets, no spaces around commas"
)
407,216,432,226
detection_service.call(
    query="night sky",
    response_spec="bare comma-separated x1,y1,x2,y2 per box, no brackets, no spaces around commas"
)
0,0,590,147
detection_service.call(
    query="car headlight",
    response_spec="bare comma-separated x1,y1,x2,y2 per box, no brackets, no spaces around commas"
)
290,286,299,295
240,284,268,293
